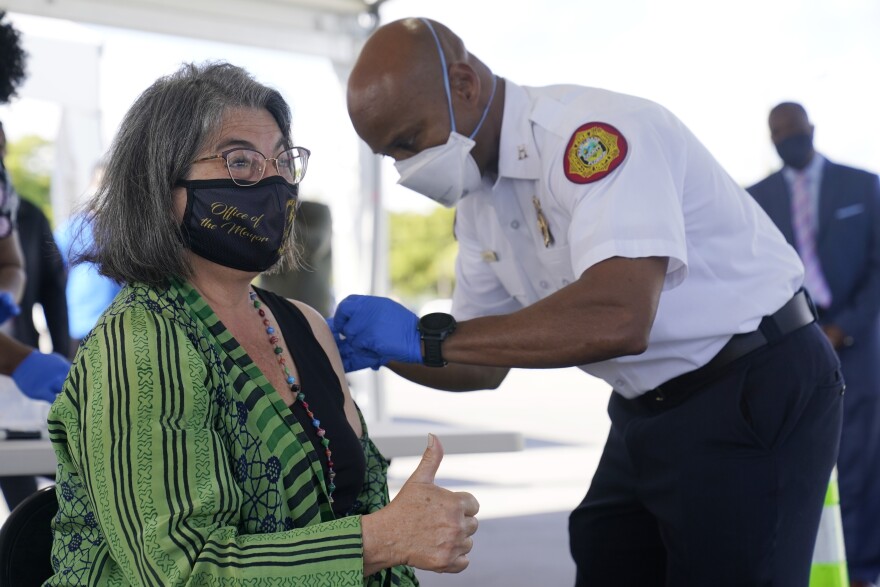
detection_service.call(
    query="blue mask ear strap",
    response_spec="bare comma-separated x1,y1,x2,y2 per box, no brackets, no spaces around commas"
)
469,74,497,140
420,18,457,134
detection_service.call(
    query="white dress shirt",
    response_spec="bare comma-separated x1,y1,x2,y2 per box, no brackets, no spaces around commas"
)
782,152,826,225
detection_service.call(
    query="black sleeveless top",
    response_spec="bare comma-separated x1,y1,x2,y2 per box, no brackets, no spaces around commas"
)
253,286,365,517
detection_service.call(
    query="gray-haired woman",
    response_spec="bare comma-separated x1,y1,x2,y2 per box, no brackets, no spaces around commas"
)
46,62,478,587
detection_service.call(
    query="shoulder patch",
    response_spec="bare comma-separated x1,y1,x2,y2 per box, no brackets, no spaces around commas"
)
563,122,628,184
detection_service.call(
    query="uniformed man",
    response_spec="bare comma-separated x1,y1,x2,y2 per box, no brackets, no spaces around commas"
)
329,17,843,586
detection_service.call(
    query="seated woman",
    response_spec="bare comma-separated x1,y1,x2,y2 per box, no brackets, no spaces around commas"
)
46,62,478,586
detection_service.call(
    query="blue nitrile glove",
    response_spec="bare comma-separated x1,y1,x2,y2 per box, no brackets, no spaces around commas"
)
329,295,422,366
0,291,20,324
326,316,387,373
11,350,71,403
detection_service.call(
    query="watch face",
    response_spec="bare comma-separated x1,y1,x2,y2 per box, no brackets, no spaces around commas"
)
421,312,455,333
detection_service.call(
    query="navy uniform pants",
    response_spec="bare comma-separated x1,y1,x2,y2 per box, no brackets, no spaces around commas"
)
570,323,843,587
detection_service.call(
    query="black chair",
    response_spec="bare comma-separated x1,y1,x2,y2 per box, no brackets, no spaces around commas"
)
0,486,57,587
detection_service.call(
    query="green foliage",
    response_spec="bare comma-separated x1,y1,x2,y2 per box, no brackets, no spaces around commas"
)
389,207,458,304
6,135,53,223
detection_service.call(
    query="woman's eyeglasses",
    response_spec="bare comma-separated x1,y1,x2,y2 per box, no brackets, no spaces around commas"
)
192,146,310,186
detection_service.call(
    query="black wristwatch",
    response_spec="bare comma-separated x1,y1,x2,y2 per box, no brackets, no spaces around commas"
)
418,312,457,367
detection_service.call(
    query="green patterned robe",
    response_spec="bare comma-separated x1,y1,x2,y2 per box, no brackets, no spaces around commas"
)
45,279,418,586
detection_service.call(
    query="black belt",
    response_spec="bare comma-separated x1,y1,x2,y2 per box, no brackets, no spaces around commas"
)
638,289,817,406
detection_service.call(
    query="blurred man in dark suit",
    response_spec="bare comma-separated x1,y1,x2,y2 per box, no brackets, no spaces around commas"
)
749,102,880,587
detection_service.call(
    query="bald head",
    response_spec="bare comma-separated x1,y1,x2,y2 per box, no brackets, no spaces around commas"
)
768,102,812,143
347,18,500,165
349,18,466,92
768,102,815,169
348,18,465,125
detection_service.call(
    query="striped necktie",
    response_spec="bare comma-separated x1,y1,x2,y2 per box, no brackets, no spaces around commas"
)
791,171,832,308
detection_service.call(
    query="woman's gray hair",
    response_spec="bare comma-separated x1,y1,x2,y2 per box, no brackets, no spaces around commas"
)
75,61,300,286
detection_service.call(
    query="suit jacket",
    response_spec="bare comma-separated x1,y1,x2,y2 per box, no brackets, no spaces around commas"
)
748,158,880,345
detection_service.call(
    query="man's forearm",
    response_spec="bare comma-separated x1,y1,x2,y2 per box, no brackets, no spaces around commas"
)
389,361,509,392
0,266,24,301
0,231,26,301
0,332,33,376
440,257,668,369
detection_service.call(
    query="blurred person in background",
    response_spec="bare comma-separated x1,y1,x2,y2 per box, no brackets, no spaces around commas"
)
0,12,26,318
54,158,121,357
9,201,68,351
2,120,70,353
0,11,70,512
2,117,69,511
749,101,880,587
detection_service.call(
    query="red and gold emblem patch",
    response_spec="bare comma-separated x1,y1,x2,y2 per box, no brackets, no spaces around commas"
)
563,122,628,184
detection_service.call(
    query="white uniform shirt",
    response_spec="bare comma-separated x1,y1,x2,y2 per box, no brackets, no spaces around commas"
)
452,81,804,398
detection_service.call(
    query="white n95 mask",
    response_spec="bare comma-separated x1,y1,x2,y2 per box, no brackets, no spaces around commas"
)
396,18,498,208
394,133,482,208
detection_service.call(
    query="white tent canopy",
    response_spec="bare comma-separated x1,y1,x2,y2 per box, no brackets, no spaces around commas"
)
3,0,381,62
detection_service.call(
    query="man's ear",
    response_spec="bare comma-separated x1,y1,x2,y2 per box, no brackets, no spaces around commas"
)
448,63,480,105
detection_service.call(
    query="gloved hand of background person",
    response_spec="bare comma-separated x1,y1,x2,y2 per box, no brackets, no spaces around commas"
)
0,291,20,324
326,317,387,373
327,295,422,369
11,349,70,403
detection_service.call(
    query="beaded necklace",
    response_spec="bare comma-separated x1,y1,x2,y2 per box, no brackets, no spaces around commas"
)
249,290,336,503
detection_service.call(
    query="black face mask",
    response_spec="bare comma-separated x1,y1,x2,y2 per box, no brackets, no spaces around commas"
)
774,134,814,170
177,175,298,272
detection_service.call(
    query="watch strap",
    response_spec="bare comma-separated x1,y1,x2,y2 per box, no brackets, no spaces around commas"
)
422,336,446,367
